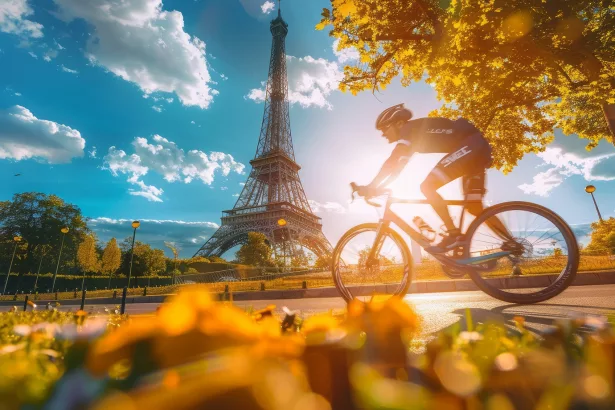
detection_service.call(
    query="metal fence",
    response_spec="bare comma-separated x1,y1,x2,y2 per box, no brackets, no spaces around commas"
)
175,267,327,284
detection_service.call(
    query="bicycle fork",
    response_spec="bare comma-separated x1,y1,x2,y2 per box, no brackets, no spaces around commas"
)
366,220,390,268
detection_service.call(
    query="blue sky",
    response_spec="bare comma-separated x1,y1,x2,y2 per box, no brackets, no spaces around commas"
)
1,0,614,258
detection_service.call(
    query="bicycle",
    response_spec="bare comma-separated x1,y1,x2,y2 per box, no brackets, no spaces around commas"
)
331,183,579,304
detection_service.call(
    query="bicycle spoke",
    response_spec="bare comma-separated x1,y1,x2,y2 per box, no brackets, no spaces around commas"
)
466,205,576,302
333,226,410,302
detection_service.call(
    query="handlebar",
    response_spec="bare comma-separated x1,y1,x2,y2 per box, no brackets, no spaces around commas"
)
350,182,391,207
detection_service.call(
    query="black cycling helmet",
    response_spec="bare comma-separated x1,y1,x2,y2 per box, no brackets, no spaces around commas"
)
375,104,413,131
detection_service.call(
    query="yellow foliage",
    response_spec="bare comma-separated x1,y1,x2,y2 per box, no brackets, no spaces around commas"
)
501,10,533,41
317,0,615,170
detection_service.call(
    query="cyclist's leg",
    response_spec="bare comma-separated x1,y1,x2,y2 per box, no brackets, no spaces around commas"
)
463,172,513,240
420,168,457,233
421,132,489,236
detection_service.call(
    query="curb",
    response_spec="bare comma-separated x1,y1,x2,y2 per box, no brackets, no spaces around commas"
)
217,269,615,301
1,270,614,306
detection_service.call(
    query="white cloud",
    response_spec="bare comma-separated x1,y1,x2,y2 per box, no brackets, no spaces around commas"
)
165,97,173,103
52,0,217,109
308,199,347,214
0,0,44,38
220,73,228,81
518,134,615,196
90,217,218,228
0,105,85,163
89,217,219,257
332,38,359,64
61,64,78,74
103,135,245,202
246,55,342,109
245,85,266,102
232,193,239,197
28,51,37,58
54,39,64,50
43,48,58,62
129,179,164,202
190,120,195,124
14,92,21,96
220,186,228,190
260,1,275,14
518,167,565,197
152,105,163,113
88,146,97,158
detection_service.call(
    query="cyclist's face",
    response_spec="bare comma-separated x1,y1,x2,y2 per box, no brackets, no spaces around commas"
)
382,123,400,142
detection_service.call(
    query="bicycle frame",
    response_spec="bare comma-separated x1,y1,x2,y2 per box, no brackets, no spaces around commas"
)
366,196,484,266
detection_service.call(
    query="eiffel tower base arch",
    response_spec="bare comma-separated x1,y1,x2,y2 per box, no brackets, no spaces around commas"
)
195,207,331,261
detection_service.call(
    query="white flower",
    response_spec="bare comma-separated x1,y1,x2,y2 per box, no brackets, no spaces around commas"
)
584,315,608,330
13,324,32,337
32,322,62,338
56,317,108,341
459,331,483,342
282,306,297,316
0,343,26,355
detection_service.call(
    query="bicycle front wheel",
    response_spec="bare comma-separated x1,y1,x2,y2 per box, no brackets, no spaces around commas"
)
332,223,412,303
464,202,579,304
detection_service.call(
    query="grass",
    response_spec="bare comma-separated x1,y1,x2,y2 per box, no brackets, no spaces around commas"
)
2,288,615,409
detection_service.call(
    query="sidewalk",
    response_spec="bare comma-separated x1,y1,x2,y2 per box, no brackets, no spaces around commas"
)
2,270,614,307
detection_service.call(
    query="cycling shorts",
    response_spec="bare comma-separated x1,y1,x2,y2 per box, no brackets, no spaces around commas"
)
423,133,493,199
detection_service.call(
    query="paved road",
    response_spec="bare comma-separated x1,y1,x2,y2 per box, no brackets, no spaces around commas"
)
86,284,615,338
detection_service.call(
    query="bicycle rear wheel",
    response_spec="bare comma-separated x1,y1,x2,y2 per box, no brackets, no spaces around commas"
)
332,223,412,303
464,202,579,303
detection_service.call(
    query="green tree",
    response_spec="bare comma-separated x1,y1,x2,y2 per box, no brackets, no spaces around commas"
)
0,192,89,274
101,238,121,276
584,218,615,255
318,0,615,171
291,251,310,268
236,232,274,267
357,246,393,268
208,255,227,264
120,239,167,277
314,254,332,269
77,234,101,273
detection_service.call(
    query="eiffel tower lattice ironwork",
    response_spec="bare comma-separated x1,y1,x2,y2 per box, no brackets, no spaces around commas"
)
194,6,332,261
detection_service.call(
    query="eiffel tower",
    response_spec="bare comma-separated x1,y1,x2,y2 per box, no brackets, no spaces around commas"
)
194,4,332,262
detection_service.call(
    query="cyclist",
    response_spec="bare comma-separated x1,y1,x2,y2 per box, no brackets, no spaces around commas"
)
355,103,511,253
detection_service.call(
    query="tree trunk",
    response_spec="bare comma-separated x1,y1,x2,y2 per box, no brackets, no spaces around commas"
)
603,103,615,145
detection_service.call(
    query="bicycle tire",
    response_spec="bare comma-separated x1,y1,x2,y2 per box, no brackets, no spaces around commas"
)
464,201,579,304
332,223,413,303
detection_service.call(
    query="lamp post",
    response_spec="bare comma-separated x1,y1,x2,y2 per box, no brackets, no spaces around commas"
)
3,236,22,295
585,185,603,222
127,220,140,288
34,245,49,291
51,227,69,293
277,218,287,269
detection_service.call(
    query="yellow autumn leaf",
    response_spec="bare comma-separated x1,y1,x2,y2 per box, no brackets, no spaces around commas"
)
337,1,357,16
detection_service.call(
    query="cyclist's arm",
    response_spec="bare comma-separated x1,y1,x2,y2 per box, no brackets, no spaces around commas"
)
368,141,413,189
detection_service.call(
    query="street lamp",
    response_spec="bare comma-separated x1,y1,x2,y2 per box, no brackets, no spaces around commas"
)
127,220,140,288
51,227,69,293
585,185,603,222
3,236,22,295
277,218,287,268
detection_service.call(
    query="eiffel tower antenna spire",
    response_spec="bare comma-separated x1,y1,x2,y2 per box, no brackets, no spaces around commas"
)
194,4,331,263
